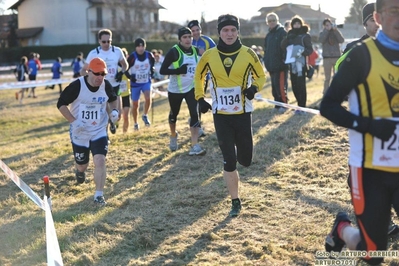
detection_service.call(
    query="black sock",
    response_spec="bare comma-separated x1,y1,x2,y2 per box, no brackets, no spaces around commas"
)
232,198,241,205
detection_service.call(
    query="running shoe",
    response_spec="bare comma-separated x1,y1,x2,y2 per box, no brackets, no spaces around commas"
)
188,118,206,138
142,115,151,126
198,127,206,138
325,212,351,253
189,144,206,156
75,170,86,184
134,123,139,131
94,196,106,205
169,132,178,151
229,199,242,217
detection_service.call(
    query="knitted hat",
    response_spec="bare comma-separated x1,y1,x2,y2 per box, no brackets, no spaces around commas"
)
362,3,375,25
178,27,192,39
134,38,146,47
187,20,201,29
217,14,239,33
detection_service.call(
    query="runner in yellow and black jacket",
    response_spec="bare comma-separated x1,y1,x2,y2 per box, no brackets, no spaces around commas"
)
194,14,266,218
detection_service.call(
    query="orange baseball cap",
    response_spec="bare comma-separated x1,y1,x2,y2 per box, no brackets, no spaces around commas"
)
89,57,108,73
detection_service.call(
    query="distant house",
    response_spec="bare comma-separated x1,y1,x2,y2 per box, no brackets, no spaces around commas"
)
8,0,165,47
252,4,333,38
252,3,365,40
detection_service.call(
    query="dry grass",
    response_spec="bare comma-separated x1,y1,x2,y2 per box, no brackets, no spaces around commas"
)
1,74,398,266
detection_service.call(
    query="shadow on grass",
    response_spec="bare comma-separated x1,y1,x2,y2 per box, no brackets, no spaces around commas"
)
1,94,336,265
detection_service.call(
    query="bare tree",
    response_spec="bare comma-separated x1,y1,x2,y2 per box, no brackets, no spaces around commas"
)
344,0,368,24
158,21,182,41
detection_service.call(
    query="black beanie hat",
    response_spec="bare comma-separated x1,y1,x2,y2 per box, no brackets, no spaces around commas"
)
290,17,303,28
178,27,192,39
134,38,146,47
187,20,201,29
217,14,240,34
362,3,375,25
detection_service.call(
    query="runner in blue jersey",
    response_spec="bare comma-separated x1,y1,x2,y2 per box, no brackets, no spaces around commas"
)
187,20,216,56
126,38,155,131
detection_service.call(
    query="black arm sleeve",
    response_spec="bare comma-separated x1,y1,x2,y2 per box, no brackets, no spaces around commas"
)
126,53,136,70
105,80,117,102
319,44,369,129
149,52,155,75
57,79,81,109
159,47,182,75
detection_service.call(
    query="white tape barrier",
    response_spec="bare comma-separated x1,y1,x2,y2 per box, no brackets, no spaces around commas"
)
149,79,319,115
151,82,314,114
255,94,320,115
0,77,169,91
0,71,75,81
0,159,45,210
0,78,76,90
0,62,72,72
44,195,64,266
0,159,63,264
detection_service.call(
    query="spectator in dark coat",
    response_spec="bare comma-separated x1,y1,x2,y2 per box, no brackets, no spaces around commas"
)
281,15,313,112
264,12,288,112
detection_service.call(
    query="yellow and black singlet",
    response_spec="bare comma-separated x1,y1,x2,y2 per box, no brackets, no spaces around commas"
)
194,45,266,115
322,38,399,172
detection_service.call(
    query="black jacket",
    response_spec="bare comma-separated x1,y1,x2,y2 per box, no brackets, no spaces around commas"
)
281,26,313,57
264,24,287,73
343,34,370,54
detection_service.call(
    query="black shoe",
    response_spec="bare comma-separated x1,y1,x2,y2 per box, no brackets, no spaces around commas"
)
75,170,86,184
229,199,242,217
94,196,106,206
325,212,351,253
109,122,116,134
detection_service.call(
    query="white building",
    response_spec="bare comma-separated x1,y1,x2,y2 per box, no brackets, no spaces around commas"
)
9,0,164,46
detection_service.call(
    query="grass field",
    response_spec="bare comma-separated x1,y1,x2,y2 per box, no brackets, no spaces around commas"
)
1,74,399,266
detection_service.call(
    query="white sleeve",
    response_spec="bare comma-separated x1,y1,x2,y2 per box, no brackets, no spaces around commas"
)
85,49,97,64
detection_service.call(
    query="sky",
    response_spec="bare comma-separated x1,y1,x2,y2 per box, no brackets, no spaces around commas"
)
2,0,375,25
159,0,375,25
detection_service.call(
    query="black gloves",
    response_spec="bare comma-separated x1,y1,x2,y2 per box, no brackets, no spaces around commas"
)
115,71,124,82
124,71,131,79
176,64,188,75
130,74,136,83
355,117,397,141
243,85,258,100
198,98,212,114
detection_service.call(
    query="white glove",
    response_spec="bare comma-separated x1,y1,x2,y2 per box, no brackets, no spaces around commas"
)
71,120,86,135
110,109,119,124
